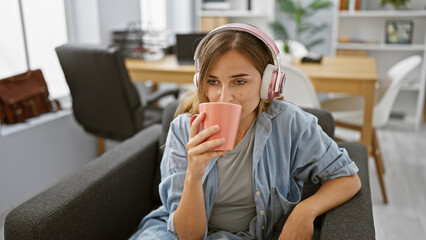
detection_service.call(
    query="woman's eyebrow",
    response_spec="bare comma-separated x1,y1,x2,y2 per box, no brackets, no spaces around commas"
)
208,73,250,78
231,73,249,78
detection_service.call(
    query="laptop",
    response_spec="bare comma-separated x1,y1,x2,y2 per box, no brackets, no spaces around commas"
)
175,33,206,65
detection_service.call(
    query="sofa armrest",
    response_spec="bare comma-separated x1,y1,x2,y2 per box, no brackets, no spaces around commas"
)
320,142,376,240
5,124,162,240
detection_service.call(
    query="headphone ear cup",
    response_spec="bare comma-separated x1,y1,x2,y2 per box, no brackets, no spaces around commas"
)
277,70,286,95
193,72,199,90
261,64,277,99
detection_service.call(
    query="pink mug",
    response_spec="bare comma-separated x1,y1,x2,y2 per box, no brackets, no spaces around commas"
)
190,102,242,151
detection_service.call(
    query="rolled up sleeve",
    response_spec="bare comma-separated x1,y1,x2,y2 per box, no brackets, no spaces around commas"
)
291,112,359,184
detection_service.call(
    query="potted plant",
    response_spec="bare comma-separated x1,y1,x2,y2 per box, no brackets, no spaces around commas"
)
380,0,410,10
282,40,293,64
283,41,291,54
270,0,332,51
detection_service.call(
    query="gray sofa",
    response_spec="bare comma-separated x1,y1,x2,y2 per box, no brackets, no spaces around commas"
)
5,102,375,240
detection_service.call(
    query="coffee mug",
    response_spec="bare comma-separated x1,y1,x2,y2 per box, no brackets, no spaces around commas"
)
190,102,242,151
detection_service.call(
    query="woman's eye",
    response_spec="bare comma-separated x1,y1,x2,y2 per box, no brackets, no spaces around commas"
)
235,80,246,85
207,80,219,85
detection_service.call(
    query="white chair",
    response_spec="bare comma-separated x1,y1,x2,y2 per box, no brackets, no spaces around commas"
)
282,64,321,108
321,55,422,203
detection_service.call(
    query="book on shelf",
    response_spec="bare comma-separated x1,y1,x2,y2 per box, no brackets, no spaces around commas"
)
338,36,371,44
336,49,368,56
339,0,363,12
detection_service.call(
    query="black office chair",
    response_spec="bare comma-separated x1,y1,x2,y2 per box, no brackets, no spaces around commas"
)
56,44,179,154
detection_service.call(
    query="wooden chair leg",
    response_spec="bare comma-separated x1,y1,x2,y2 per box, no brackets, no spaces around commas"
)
371,129,388,204
97,138,105,156
372,130,385,174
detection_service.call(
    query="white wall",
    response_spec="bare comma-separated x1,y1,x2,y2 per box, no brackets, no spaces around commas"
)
66,0,141,44
166,0,195,34
65,0,101,43
166,0,195,46
98,0,141,44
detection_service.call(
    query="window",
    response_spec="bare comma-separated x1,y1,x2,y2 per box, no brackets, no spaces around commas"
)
0,0,69,99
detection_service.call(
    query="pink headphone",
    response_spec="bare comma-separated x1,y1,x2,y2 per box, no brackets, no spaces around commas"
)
193,23,286,100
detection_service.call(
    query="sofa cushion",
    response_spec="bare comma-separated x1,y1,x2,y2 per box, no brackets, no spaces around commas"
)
5,125,162,240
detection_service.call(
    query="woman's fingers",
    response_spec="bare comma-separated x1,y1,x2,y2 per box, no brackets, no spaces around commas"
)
187,113,227,175
186,115,227,179
186,148,226,180
199,150,227,160
187,138,225,157
188,125,221,148
189,113,205,138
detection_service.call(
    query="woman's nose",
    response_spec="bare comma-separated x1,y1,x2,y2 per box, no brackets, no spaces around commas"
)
219,85,233,103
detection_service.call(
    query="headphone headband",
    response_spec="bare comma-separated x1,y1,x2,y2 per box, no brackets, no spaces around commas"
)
194,23,280,61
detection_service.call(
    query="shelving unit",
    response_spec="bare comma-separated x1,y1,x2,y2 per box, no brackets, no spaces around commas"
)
338,10,426,17
195,0,275,34
336,43,425,51
199,10,269,18
331,5,426,129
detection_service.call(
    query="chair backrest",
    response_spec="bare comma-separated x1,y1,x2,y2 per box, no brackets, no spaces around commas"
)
374,55,422,127
56,44,143,141
282,64,321,108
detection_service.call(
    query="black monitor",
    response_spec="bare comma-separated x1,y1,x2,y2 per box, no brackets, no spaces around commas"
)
175,33,206,65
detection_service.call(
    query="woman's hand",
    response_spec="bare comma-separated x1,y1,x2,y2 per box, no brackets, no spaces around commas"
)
279,175,361,240
278,203,315,240
186,112,226,180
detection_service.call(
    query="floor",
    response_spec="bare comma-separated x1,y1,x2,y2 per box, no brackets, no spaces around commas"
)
370,122,426,239
1,122,426,240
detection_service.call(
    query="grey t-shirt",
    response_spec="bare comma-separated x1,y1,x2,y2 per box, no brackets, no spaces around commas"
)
208,120,257,233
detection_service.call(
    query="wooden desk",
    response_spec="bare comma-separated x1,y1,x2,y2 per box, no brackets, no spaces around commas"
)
126,55,195,85
126,55,377,151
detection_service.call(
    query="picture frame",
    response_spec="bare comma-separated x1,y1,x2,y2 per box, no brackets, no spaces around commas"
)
385,20,413,44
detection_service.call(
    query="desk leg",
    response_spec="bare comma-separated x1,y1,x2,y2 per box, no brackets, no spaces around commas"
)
360,81,376,154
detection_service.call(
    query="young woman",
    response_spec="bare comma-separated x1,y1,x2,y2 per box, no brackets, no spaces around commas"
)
130,23,361,240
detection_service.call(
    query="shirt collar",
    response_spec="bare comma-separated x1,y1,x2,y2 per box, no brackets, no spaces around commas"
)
257,100,287,128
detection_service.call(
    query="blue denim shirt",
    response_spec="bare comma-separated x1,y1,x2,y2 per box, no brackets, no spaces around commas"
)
137,100,359,240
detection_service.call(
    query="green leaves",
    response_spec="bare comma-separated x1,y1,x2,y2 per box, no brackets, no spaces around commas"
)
305,38,324,49
269,21,289,40
309,0,333,10
380,0,410,9
277,0,296,13
272,0,332,50
284,41,291,53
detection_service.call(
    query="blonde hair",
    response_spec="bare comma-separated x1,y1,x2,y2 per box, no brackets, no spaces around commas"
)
175,29,281,117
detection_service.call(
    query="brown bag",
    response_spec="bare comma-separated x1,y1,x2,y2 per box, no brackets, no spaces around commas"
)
0,69,61,124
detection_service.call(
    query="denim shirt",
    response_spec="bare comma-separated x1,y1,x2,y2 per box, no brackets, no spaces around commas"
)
139,100,359,240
